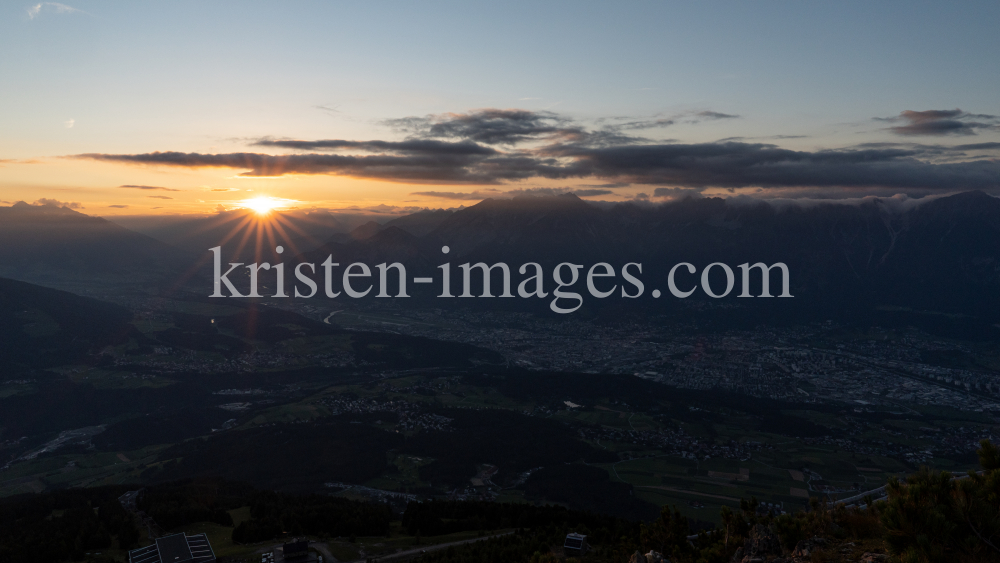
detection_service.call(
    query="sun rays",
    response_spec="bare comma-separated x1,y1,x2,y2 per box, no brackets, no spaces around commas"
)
238,196,293,216
162,200,336,296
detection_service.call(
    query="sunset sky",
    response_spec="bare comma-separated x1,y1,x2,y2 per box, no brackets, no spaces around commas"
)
2,1,998,217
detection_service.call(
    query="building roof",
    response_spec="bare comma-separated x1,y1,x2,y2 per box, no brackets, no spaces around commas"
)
128,533,216,563
564,532,587,550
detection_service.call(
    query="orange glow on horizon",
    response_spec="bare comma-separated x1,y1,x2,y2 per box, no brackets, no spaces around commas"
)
237,196,293,215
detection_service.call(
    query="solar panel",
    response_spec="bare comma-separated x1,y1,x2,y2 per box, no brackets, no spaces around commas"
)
156,534,193,563
128,533,216,563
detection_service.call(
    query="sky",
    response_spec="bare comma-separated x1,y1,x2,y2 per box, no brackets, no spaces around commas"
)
1,1,998,217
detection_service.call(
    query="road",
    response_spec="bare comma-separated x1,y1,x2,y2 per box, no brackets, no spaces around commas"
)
312,542,339,562
347,531,515,563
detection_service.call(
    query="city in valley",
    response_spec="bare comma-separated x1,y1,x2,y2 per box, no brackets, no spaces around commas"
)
7,292,993,525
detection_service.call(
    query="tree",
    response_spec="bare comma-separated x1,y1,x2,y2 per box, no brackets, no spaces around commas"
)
640,506,696,562
880,439,1000,563
719,506,735,548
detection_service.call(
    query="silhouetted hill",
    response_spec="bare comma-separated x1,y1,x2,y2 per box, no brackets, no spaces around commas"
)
327,220,385,245
0,202,189,290
415,194,607,262
308,225,432,270
383,208,455,237
0,277,134,372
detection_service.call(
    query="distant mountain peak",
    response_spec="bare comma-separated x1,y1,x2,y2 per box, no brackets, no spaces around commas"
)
349,221,384,240
368,225,418,243
382,208,455,237
468,192,596,214
5,201,86,217
0,204,188,290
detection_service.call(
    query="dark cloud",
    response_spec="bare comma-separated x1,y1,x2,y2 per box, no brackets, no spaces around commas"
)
653,187,705,198
73,108,1000,192
540,141,1000,190
148,195,173,200
848,141,1000,159
412,187,612,200
504,187,609,198
731,186,976,201
75,140,1000,191
616,118,676,131
954,142,1000,151
570,189,614,197
876,109,999,136
254,138,497,155
503,188,573,197
119,184,181,191
719,134,806,142
410,190,497,200
613,110,739,131
383,109,584,145
695,111,740,120
576,182,630,189
108,204,129,208
77,151,539,184
574,129,648,147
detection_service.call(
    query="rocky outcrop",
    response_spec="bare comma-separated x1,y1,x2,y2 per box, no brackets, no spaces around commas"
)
789,536,827,560
728,525,784,562
629,550,669,563
745,524,782,558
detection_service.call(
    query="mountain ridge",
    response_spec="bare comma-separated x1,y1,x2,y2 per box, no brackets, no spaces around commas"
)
285,191,1000,322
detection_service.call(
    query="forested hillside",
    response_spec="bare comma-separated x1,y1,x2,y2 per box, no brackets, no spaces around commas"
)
2,440,998,563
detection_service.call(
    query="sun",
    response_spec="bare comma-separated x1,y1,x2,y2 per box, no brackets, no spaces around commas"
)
240,196,287,215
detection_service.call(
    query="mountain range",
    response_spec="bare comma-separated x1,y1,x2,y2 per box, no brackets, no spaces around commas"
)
0,203,188,294
292,191,1000,327
2,192,999,328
